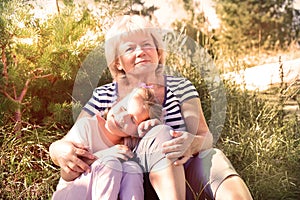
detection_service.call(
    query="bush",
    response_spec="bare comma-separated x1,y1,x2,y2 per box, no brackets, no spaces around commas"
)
0,123,63,199
217,80,300,199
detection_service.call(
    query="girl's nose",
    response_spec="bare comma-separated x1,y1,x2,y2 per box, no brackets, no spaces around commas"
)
115,111,129,125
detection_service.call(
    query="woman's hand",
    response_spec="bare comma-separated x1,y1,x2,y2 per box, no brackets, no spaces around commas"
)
95,144,134,161
49,140,96,175
162,130,195,165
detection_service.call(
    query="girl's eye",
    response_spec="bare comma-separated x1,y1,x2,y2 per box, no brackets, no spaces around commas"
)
130,115,138,125
120,106,127,111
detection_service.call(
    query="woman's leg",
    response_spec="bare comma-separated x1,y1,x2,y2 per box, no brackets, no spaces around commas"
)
185,148,253,200
119,161,144,200
135,125,186,200
215,175,253,200
52,157,123,200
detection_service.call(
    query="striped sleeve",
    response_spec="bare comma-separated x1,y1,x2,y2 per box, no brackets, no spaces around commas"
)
167,76,199,103
83,82,117,116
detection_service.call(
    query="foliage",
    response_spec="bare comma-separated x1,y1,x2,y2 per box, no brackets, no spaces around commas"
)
214,0,295,53
0,0,107,126
0,123,62,199
217,80,300,199
125,0,158,17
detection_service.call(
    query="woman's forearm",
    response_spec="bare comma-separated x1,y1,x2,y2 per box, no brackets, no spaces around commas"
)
191,131,213,154
49,140,62,166
61,168,81,182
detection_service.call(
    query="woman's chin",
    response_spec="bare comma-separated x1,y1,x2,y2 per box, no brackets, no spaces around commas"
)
130,63,156,74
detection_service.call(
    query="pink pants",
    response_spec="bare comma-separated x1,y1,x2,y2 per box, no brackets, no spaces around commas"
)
52,158,143,200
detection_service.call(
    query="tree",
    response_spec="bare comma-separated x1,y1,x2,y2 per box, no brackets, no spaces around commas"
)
125,0,158,17
214,0,295,53
0,0,106,129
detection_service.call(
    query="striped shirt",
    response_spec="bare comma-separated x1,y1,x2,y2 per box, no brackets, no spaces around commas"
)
83,75,199,131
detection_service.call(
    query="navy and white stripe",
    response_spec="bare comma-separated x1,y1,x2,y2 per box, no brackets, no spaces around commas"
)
83,76,199,131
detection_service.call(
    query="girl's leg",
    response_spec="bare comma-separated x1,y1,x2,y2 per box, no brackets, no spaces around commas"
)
135,125,186,200
149,164,185,200
52,157,123,200
119,161,144,200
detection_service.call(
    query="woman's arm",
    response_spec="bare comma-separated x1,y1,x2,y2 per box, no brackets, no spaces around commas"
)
49,110,96,174
49,139,95,173
181,97,213,151
162,98,213,165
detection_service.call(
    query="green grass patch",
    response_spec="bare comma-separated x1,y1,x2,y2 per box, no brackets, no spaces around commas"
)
0,123,62,199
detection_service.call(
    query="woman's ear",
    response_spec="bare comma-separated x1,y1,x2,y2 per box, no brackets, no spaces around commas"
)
115,59,123,70
115,62,123,71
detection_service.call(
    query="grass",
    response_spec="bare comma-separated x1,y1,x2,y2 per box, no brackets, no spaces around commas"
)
217,80,300,199
0,123,62,200
0,46,299,199
1,79,299,199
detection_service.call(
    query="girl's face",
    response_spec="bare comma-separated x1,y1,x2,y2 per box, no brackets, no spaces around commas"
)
116,32,160,75
105,90,149,137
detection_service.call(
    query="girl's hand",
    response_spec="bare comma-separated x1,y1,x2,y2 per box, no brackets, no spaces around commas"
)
162,130,195,165
96,144,134,161
138,119,161,137
50,140,96,175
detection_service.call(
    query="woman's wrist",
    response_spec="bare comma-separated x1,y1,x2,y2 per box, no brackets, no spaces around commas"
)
191,132,213,154
49,140,60,166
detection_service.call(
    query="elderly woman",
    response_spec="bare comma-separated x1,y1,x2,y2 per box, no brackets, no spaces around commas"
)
50,15,252,200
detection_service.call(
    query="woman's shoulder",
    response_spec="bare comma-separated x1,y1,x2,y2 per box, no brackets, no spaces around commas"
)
94,82,116,93
165,75,191,87
165,75,187,82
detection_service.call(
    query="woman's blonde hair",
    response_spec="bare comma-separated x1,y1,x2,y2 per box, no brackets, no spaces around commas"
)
104,15,166,80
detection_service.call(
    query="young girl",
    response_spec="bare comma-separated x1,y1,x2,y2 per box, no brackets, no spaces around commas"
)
52,87,185,200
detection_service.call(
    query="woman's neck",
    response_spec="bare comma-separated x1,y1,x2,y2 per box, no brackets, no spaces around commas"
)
117,73,165,99
126,72,158,85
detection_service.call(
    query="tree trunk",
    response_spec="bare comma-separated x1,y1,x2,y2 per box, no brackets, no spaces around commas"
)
13,103,22,132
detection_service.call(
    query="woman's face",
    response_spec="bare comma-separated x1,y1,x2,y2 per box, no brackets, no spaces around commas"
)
105,90,149,137
117,32,160,75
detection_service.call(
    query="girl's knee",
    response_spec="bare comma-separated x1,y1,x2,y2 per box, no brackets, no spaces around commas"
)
92,157,123,172
144,125,172,145
122,161,143,174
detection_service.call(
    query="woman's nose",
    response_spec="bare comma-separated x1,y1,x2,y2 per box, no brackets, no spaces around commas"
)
134,46,146,57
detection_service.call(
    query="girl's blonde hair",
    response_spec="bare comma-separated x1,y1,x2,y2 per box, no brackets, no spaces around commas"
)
102,86,163,122
104,15,166,80
135,87,163,122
